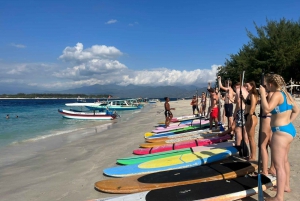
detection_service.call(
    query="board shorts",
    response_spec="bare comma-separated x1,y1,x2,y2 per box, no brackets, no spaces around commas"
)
192,105,199,113
164,110,172,117
224,103,233,117
235,109,245,127
210,107,219,119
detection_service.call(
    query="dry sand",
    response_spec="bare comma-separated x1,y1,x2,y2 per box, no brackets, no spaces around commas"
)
0,99,299,201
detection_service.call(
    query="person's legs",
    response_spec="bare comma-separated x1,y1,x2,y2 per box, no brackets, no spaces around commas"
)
246,115,258,160
266,132,293,201
261,118,272,175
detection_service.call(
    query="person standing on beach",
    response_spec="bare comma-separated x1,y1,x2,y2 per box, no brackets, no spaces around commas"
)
191,95,199,115
260,84,275,176
207,88,219,130
218,76,235,129
164,97,175,128
233,82,249,146
199,92,207,117
243,81,259,161
259,74,299,201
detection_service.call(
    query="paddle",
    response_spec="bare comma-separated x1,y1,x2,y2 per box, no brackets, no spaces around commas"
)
257,71,265,200
239,71,249,158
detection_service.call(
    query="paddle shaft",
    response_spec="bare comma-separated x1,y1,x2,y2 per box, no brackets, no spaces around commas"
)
239,71,248,157
257,71,265,200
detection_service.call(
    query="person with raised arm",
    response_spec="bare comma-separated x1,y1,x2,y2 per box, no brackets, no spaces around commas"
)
259,74,299,201
218,76,235,129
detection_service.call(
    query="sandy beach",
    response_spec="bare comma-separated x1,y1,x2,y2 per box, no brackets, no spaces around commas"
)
0,99,300,201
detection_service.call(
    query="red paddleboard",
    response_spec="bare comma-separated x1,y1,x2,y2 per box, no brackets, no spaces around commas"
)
133,134,231,155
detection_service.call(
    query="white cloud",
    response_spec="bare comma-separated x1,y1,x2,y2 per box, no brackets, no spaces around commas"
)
129,22,139,26
59,43,123,63
105,19,117,24
10,43,26,48
0,43,220,91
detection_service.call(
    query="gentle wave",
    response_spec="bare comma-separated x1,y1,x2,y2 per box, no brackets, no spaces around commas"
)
10,123,113,145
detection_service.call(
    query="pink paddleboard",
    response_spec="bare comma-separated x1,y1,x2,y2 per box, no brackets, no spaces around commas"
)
152,120,210,133
133,134,231,155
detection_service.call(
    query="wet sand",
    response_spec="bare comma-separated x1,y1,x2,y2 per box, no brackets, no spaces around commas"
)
0,99,299,201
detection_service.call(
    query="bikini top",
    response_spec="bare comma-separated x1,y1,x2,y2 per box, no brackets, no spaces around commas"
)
270,91,293,114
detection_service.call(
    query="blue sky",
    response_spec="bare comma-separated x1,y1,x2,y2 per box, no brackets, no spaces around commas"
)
0,0,299,92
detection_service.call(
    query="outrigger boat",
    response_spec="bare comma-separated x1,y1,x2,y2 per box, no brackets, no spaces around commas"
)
58,109,117,120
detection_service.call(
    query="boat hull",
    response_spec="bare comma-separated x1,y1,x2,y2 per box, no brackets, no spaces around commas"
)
58,109,116,120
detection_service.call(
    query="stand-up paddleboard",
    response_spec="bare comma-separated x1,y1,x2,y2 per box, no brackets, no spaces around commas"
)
139,134,231,148
133,135,231,155
145,132,220,144
155,118,207,129
145,130,220,142
95,162,257,194
144,124,213,138
152,120,210,133
91,174,276,201
118,141,235,165
103,146,238,177
145,128,212,140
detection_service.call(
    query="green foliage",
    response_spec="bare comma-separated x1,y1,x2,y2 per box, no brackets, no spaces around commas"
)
218,18,300,85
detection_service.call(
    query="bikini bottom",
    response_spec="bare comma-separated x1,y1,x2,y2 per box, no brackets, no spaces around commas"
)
271,122,296,138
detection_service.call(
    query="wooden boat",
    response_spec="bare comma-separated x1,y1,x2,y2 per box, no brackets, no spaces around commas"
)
58,109,117,120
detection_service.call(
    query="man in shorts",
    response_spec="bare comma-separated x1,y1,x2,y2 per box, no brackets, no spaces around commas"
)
218,76,235,129
164,97,175,127
207,88,219,130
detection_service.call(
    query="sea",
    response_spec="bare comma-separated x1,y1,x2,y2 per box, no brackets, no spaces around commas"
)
0,98,178,168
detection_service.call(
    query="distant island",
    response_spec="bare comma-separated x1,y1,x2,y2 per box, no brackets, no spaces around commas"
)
0,93,112,99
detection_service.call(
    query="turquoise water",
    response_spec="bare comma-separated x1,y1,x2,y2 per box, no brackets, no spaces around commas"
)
0,99,148,148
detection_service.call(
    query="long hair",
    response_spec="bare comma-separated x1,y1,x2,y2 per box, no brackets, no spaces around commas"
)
265,74,293,103
247,81,259,98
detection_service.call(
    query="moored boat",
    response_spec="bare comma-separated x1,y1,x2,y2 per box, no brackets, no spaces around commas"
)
58,109,117,120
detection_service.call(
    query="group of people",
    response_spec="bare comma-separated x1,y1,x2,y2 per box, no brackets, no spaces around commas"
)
163,73,299,201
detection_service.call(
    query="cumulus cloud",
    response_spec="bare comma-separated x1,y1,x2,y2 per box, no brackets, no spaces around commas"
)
10,43,26,48
59,43,123,63
105,19,117,24
0,42,220,91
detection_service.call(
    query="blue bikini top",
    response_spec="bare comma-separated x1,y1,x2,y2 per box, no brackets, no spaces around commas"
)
270,91,293,114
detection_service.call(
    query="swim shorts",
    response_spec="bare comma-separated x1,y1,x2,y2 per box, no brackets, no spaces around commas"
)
210,107,219,119
235,109,245,127
224,103,233,117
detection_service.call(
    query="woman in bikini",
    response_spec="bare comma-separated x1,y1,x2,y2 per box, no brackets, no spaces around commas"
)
259,74,299,201
244,81,259,161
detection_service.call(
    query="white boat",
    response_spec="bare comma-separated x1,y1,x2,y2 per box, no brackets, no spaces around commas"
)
58,109,117,120
85,99,143,111
149,99,160,103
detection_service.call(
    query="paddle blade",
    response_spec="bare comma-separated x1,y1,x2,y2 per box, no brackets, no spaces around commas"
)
258,174,264,200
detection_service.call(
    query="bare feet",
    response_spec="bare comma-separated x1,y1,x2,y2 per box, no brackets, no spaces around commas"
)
268,168,276,176
265,197,283,201
270,185,291,193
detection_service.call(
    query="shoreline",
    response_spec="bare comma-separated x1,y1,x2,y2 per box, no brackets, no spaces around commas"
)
0,99,299,201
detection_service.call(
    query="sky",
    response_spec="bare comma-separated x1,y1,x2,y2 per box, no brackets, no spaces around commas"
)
0,0,299,93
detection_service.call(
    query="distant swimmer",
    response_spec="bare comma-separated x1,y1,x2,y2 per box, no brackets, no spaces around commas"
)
6,114,9,119
16,115,18,118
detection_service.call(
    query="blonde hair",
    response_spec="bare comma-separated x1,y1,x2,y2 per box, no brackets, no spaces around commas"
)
265,74,293,103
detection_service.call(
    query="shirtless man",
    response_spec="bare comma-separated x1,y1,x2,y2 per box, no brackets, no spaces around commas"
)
233,82,249,146
207,86,219,130
164,97,175,127
218,76,235,129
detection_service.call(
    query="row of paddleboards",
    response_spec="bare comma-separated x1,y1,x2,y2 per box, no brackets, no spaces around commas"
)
91,114,276,200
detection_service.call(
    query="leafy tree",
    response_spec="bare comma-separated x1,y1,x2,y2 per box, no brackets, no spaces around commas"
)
218,18,300,85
